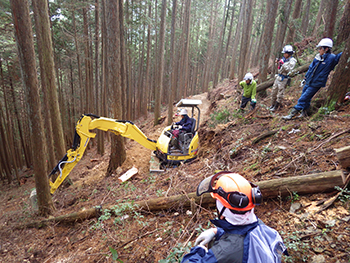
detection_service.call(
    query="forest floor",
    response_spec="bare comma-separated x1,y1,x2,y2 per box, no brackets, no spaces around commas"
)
1,66,350,262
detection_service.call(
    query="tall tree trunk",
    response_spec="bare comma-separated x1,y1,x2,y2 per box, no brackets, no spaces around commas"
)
258,0,278,84
285,0,303,43
222,0,236,78
238,0,255,82
272,0,293,75
10,0,54,216
167,0,177,125
106,0,126,174
32,0,66,162
154,0,167,125
336,0,350,45
119,0,128,119
326,37,350,106
229,0,244,79
324,0,339,39
301,0,311,36
312,0,326,36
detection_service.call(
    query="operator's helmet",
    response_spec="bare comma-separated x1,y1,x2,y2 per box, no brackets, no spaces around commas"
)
179,108,188,116
243,73,254,81
197,171,262,213
316,38,333,49
282,45,294,54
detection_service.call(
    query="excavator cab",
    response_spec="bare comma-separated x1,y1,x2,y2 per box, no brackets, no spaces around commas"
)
155,99,201,168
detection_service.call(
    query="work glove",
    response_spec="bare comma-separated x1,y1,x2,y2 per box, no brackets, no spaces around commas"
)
300,79,306,88
178,125,182,129
251,98,257,103
194,228,216,247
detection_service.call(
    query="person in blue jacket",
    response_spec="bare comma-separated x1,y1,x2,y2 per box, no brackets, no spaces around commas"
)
170,109,193,150
181,172,287,263
283,38,342,119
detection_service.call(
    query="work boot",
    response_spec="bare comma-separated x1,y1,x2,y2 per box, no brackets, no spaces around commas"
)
282,108,299,120
297,110,308,118
270,102,280,112
269,102,276,110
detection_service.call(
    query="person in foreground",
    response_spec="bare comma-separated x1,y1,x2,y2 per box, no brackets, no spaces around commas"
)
283,38,342,120
181,171,288,263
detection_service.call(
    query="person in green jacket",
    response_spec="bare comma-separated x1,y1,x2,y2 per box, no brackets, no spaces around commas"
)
239,73,257,111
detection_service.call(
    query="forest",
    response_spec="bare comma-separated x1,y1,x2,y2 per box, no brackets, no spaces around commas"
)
1,0,350,262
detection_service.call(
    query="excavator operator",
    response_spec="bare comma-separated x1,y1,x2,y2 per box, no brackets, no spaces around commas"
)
170,109,193,150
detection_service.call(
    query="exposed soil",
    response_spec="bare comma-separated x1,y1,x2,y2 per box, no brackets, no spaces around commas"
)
1,73,350,263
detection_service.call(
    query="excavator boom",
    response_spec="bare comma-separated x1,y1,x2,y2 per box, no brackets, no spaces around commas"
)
49,114,157,194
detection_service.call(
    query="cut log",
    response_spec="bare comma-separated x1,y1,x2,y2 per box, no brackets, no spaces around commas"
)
22,170,344,228
118,166,138,182
257,63,310,92
334,145,350,168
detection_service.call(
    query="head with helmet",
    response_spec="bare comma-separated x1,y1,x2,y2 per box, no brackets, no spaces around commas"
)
197,171,262,219
179,108,188,118
282,45,294,58
243,73,254,84
316,38,333,55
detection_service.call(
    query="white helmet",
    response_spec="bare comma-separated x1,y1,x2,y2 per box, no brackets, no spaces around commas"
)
316,38,333,48
179,108,188,115
282,45,294,54
243,73,253,80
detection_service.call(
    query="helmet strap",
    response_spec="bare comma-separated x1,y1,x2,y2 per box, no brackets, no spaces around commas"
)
217,206,226,219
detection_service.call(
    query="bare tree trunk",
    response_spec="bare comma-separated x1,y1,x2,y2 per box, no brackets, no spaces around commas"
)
119,0,128,119
301,0,311,36
32,0,66,162
167,0,177,125
106,0,126,174
312,0,326,36
10,0,54,216
272,0,293,75
336,0,350,45
229,0,244,79
154,0,167,125
326,37,350,106
285,0,303,43
324,0,339,38
238,0,255,81
258,0,278,83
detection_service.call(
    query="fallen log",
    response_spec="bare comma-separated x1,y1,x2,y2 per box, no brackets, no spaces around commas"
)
257,63,310,92
22,170,344,228
252,129,279,144
335,145,350,168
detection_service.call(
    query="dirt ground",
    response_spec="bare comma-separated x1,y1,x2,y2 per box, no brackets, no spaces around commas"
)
1,68,350,262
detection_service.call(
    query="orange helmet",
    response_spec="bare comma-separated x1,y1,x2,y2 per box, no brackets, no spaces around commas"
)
197,171,262,212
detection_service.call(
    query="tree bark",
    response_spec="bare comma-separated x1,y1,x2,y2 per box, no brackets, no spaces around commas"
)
324,0,339,38
285,0,303,44
336,0,350,45
326,38,350,106
300,0,311,36
106,0,126,174
312,0,326,36
10,0,54,216
32,0,66,162
258,0,278,84
153,0,167,125
23,170,345,227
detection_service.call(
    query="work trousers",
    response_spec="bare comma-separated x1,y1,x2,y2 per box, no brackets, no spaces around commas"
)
271,77,288,104
294,84,321,111
240,96,256,110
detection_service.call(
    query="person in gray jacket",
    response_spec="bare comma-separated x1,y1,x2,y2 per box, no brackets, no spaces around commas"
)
270,45,297,111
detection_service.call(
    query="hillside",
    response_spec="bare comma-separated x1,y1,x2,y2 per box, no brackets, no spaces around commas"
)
1,74,350,263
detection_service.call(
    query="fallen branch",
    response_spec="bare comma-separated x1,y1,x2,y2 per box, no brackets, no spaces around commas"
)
252,129,279,144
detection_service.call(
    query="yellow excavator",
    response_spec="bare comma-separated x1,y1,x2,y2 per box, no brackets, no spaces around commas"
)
48,99,202,194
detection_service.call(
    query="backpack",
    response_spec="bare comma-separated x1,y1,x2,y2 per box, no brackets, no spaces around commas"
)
245,224,287,263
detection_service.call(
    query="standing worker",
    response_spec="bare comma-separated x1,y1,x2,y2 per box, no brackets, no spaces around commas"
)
239,73,257,111
181,172,288,263
283,38,342,119
270,45,297,111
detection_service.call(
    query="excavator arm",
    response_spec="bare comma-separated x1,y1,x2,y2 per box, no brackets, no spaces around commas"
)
49,114,157,194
